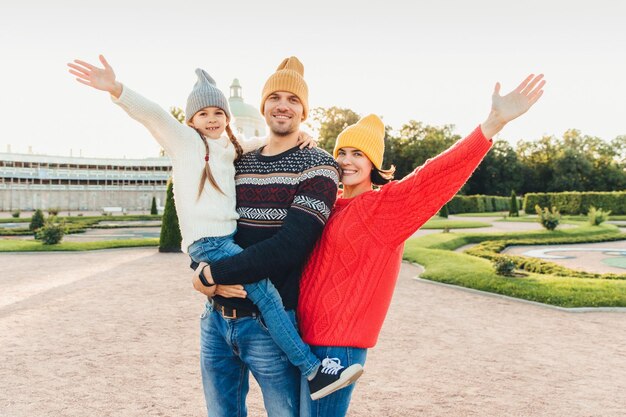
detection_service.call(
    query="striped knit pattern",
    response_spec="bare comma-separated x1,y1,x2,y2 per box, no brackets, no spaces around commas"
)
234,148,339,228
298,126,493,348
210,146,339,311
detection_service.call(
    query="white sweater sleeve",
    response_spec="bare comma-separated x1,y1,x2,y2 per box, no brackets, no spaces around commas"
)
111,85,193,159
238,136,269,154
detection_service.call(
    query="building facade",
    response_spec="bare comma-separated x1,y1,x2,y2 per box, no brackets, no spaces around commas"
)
0,152,171,211
1,78,264,212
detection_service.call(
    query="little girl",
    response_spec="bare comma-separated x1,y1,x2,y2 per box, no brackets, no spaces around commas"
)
67,55,363,401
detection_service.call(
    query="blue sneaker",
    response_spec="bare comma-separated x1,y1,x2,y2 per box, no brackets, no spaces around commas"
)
308,357,364,400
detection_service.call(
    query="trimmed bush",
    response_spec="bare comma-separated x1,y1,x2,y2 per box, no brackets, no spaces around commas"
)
464,229,626,280
150,196,158,215
36,220,66,245
447,195,511,214
48,208,60,216
524,191,626,215
11,210,20,218
494,256,516,276
159,181,182,253
535,205,561,231
588,206,611,226
29,209,45,231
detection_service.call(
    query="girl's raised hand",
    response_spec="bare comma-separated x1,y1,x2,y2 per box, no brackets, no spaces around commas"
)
297,131,318,149
67,54,122,98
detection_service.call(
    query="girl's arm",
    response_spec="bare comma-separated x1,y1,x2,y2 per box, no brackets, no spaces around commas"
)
238,135,269,154
68,55,191,158
364,74,546,247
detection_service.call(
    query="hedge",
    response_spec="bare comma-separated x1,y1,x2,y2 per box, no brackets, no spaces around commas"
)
447,195,522,214
524,191,626,215
464,231,626,280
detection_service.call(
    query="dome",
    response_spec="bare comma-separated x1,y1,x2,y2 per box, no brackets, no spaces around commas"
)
228,78,264,121
229,97,264,120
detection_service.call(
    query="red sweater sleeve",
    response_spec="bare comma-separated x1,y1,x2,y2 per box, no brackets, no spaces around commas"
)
361,125,492,247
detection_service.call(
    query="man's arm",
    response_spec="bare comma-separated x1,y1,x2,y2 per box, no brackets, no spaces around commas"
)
201,164,339,286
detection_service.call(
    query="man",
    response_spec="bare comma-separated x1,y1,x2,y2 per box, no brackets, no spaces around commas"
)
192,57,340,417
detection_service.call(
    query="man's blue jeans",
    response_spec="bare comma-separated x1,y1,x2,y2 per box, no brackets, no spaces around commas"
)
189,233,315,416
299,346,368,417
200,301,300,416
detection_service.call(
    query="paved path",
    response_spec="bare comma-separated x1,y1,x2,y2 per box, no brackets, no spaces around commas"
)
1,249,625,417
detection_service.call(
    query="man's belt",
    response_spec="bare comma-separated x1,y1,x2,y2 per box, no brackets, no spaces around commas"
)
211,299,258,319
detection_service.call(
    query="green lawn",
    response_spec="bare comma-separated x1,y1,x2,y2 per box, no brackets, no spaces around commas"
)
0,238,159,252
403,224,626,307
421,218,490,229
403,246,626,307
0,214,161,224
453,212,511,217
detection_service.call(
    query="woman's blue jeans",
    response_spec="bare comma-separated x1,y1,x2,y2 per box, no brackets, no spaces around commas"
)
299,346,368,417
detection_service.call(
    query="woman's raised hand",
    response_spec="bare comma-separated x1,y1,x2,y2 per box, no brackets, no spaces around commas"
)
67,54,123,98
481,74,546,138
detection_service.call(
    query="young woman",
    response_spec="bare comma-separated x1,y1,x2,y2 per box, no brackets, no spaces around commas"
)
294,73,545,416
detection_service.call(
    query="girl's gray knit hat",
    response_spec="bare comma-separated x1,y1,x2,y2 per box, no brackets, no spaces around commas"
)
185,68,231,122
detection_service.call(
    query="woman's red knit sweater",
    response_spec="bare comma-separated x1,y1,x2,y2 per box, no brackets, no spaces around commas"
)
298,126,493,348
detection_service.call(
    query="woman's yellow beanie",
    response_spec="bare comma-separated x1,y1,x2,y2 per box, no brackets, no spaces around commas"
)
260,56,309,120
333,114,385,169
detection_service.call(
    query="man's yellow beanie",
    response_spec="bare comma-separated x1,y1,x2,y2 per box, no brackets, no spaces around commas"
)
333,114,385,169
260,56,309,120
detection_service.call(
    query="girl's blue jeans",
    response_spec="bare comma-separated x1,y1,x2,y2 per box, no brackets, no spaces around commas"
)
188,232,321,378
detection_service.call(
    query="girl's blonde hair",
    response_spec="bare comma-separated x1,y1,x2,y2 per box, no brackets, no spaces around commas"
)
194,123,243,199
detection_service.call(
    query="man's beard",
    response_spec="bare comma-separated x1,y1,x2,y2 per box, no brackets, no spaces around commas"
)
270,123,297,137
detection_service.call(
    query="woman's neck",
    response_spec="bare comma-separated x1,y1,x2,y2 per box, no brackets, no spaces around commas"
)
341,181,373,199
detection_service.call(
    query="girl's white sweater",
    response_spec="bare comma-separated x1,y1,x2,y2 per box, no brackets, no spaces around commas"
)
112,86,265,252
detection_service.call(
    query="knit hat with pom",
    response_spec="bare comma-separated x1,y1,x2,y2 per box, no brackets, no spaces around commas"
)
185,68,231,122
333,114,386,169
260,56,309,120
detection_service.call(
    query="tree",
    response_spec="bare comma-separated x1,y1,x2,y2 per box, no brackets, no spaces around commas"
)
306,107,361,154
509,190,519,217
170,106,186,124
516,135,556,193
29,209,45,232
159,180,182,253
549,147,594,191
439,203,449,218
150,196,158,215
386,121,459,180
465,140,524,196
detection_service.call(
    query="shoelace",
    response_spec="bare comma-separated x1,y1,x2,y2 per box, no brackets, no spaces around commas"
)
320,357,345,375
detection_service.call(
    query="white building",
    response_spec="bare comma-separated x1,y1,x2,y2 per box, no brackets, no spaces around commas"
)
228,79,266,138
1,79,265,212
0,152,171,211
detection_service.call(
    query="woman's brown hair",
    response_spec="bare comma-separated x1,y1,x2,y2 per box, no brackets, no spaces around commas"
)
370,165,396,186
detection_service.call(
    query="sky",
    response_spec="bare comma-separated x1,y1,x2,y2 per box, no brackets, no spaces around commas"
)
0,0,624,159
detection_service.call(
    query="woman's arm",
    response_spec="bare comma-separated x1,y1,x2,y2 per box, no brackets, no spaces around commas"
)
365,74,546,247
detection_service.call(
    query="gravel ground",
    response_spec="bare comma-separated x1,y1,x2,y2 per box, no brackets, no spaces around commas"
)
1,249,625,416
